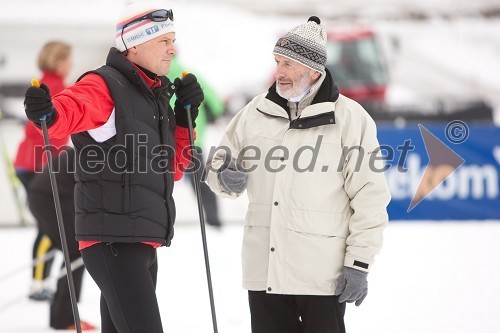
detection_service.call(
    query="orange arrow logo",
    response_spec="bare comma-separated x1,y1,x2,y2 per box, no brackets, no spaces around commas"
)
408,124,465,211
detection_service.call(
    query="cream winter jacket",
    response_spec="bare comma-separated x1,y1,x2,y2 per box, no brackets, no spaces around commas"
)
205,70,390,295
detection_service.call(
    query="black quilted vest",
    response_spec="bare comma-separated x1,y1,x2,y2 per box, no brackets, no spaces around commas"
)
72,48,178,246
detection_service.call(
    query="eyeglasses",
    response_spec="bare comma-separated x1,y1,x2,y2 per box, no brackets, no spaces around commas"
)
120,9,174,53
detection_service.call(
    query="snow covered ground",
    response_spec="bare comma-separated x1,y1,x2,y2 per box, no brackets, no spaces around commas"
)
1,222,499,333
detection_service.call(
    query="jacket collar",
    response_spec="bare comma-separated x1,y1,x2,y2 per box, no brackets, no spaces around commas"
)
132,63,162,90
259,68,339,121
104,48,172,97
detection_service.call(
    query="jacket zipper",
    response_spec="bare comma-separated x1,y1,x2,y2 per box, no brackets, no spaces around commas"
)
122,172,130,213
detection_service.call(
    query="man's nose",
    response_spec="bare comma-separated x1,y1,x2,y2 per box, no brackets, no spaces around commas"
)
275,68,285,80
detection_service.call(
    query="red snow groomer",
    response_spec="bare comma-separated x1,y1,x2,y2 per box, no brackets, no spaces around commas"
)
223,26,389,118
325,27,388,105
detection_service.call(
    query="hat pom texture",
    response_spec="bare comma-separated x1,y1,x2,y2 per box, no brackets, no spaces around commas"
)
308,16,321,24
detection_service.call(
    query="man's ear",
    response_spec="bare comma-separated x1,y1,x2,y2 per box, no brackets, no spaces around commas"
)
311,70,321,81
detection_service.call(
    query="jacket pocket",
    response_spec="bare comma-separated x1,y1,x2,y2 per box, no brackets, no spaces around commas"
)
285,209,349,291
287,209,350,238
242,203,272,284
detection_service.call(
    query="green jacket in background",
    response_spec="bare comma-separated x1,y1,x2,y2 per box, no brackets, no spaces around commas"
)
168,57,225,146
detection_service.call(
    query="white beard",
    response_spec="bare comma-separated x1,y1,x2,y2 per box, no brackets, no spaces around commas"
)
276,71,312,100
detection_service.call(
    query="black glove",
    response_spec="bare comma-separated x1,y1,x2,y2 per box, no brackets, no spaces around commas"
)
174,74,204,128
24,83,56,127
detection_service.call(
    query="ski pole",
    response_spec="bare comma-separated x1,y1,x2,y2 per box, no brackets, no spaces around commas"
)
181,71,218,333
31,79,81,333
56,257,84,280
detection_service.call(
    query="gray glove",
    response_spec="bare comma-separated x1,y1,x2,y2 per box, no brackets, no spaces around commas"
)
335,266,368,306
217,160,248,194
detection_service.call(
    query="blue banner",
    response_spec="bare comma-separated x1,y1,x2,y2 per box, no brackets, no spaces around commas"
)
378,123,500,220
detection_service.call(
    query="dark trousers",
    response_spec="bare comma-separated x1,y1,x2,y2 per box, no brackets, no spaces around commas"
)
17,170,55,280
248,291,346,333
81,242,163,333
28,193,83,329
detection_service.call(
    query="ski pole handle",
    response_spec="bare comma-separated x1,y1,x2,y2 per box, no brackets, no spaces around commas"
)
31,78,40,88
31,79,49,121
181,71,192,109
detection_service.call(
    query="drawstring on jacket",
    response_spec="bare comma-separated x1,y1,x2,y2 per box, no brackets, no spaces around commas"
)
107,243,119,256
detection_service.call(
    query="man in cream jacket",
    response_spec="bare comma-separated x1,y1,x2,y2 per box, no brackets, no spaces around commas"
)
205,16,391,333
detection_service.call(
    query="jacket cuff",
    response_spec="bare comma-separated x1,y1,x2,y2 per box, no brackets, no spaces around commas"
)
174,126,196,141
174,104,197,128
33,109,57,128
344,254,373,273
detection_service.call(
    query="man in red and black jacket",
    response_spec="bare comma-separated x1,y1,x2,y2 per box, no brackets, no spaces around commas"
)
23,2,202,332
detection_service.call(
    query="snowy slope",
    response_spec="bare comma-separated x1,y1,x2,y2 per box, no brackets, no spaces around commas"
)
1,222,499,332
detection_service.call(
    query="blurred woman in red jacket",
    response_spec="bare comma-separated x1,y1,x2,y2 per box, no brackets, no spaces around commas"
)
14,41,72,301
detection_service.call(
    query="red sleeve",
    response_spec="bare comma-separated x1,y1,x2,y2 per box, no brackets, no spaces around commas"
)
46,74,114,139
46,72,193,182
172,127,195,181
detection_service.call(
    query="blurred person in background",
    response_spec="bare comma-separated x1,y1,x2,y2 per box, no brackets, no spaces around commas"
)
13,41,72,301
169,56,225,228
28,147,95,331
23,2,202,332
205,17,390,333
